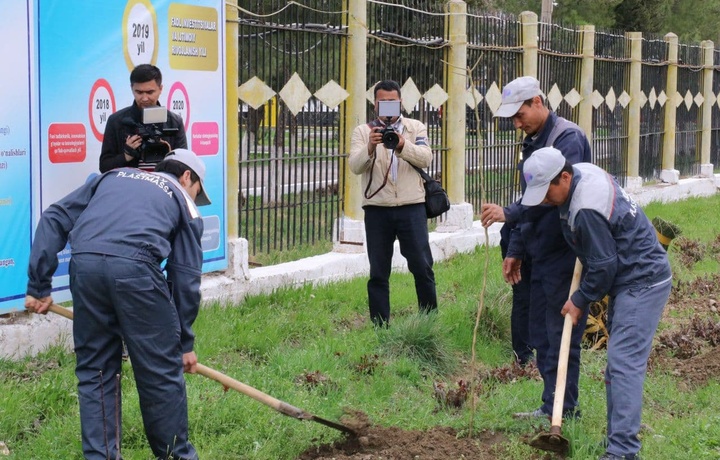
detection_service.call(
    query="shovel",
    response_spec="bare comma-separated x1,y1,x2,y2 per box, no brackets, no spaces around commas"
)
528,258,583,454
46,304,356,436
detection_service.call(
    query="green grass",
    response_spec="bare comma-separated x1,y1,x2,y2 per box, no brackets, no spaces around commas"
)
3,195,720,459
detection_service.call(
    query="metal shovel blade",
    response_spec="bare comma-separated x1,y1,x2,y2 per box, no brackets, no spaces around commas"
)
528,425,569,454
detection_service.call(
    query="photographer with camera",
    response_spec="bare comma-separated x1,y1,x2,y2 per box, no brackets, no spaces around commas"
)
99,64,187,173
349,80,437,327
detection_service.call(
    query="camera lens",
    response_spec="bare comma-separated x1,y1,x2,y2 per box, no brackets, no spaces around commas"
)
381,128,400,150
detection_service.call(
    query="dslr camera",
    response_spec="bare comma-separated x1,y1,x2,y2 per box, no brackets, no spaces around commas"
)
122,107,179,165
373,100,402,150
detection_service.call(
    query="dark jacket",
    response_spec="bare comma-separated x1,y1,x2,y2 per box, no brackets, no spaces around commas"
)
26,168,204,352
99,102,187,173
503,112,592,266
560,163,672,309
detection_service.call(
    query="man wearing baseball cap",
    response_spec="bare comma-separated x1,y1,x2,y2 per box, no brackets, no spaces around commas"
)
480,76,592,420
521,147,671,460
25,148,210,459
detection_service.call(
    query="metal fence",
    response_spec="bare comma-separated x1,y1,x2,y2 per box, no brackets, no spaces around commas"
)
675,43,703,176
713,49,720,167
592,29,629,185
235,2,719,259
639,36,668,181
466,12,523,210
366,1,448,183
237,1,346,257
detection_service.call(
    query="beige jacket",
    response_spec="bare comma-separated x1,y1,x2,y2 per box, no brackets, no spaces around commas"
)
348,117,432,207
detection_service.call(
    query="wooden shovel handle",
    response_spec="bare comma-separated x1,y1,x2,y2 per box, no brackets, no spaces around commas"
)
49,304,74,320
45,306,307,418
195,363,308,420
550,259,583,429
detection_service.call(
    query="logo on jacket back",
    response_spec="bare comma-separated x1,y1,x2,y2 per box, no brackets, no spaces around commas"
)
116,170,173,198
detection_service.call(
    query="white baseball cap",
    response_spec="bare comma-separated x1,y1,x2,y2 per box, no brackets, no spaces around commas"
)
521,147,567,206
164,149,212,206
494,76,544,118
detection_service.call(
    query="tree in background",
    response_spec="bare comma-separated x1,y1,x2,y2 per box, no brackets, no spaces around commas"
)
613,0,672,34
467,0,716,43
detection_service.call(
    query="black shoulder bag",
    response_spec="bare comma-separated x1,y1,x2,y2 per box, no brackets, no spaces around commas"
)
411,165,450,218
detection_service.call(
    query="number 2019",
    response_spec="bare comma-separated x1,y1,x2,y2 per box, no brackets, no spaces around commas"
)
132,23,149,39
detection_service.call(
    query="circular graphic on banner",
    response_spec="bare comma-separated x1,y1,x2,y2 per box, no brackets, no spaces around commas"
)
167,81,190,130
122,0,159,70
88,79,116,142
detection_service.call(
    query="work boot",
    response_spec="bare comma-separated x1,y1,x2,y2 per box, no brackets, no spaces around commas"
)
513,408,549,419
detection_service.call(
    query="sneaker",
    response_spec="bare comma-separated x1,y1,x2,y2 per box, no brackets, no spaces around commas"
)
599,453,637,460
513,408,549,419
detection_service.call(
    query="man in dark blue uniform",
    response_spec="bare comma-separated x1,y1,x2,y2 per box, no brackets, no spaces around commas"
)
480,76,591,419
521,147,672,460
25,149,210,460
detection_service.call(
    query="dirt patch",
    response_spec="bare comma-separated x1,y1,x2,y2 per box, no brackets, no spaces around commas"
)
299,238,720,459
297,410,564,460
297,410,507,460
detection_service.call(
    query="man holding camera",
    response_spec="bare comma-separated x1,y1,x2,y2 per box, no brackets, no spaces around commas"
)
349,79,437,326
99,64,187,173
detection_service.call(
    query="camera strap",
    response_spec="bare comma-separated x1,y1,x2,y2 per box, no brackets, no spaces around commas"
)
364,152,393,200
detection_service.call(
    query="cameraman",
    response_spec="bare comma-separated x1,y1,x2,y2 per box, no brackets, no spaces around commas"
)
348,80,437,326
99,64,187,173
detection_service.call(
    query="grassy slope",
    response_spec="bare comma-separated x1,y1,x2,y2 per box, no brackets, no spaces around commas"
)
2,195,720,459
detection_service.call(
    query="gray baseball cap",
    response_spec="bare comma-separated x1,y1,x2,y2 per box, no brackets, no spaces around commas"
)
494,76,544,118
521,147,566,206
164,148,212,206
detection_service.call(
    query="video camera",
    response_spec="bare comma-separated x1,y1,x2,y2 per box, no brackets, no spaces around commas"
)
374,100,402,150
122,107,179,165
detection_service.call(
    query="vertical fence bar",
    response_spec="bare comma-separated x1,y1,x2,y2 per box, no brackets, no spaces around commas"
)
700,40,714,176
444,0,469,224
578,25,595,141
521,11,538,77
661,33,679,183
226,1,239,240
626,31,642,184
340,0,366,223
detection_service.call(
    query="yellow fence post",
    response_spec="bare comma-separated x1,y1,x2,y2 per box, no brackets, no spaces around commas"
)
578,24,595,142
626,32,642,185
226,0,239,239
700,40,715,177
334,0,368,249
437,0,474,231
660,33,679,183
520,11,538,78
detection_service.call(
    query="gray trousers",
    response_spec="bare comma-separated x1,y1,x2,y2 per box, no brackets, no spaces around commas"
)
70,253,198,460
605,277,672,458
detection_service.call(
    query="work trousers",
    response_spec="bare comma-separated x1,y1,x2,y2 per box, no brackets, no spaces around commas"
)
530,251,588,416
363,204,437,325
501,223,534,365
70,253,198,460
510,259,534,364
605,278,672,458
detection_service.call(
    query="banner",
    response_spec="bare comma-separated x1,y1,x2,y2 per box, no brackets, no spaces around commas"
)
0,0,227,314
0,1,34,314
